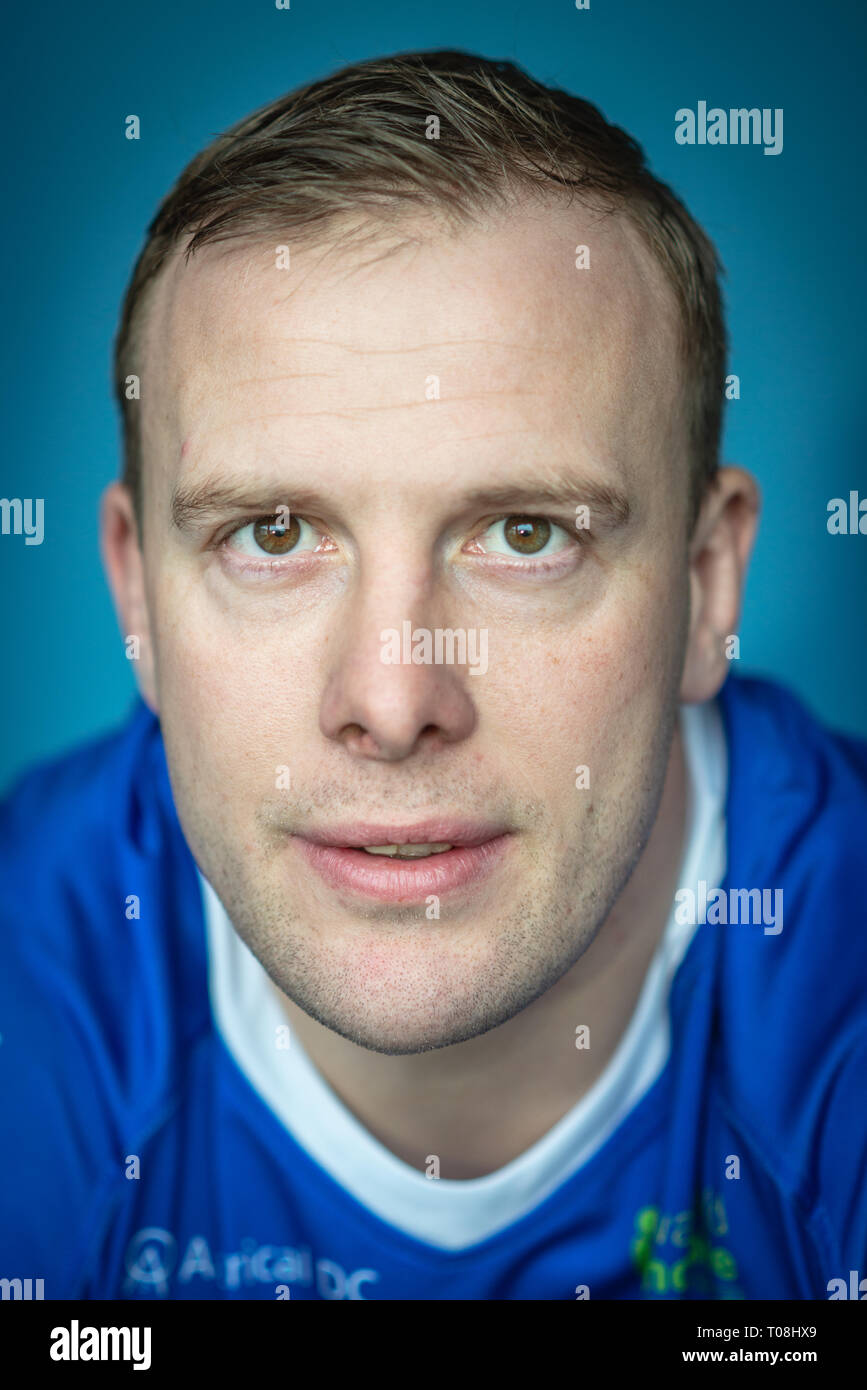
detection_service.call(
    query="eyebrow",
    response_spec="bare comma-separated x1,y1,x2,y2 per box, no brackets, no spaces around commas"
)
170,471,632,533
459,479,631,528
172,480,327,532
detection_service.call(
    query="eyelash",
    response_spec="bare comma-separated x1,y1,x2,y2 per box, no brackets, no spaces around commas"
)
217,513,584,576
465,516,580,571
215,515,333,576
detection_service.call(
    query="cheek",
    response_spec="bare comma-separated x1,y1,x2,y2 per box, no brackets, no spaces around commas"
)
493,565,683,714
152,565,320,723
149,578,321,822
482,571,686,800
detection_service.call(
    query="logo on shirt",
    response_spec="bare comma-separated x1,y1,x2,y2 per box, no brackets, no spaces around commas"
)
123,1227,379,1299
630,1189,745,1298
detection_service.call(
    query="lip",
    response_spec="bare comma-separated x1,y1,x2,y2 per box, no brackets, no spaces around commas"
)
300,820,507,849
293,821,512,903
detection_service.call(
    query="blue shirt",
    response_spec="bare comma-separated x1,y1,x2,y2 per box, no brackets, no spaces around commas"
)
1,674,866,1300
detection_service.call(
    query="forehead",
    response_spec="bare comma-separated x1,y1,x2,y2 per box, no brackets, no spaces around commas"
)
138,201,684,510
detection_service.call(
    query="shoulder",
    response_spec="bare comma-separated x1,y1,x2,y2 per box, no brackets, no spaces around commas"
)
715,673,867,1020
0,703,209,1294
719,671,867,798
0,698,206,988
710,674,867,1268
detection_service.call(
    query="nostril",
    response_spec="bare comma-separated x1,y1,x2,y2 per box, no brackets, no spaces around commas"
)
342,725,377,757
341,726,404,761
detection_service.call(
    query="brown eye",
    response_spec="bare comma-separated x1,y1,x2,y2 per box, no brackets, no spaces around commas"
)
253,514,301,555
503,516,551,554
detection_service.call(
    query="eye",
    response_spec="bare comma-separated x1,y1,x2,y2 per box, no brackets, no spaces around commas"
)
476,515,573,559
226,513,321,558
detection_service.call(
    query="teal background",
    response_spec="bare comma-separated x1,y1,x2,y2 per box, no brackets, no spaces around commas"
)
1,0,865,790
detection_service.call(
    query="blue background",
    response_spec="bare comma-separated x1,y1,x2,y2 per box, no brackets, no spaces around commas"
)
1,0,864,791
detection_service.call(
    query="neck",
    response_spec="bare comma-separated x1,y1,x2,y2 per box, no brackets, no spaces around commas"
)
272,721,688,1179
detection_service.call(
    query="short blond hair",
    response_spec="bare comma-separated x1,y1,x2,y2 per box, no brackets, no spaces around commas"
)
114,49,727,528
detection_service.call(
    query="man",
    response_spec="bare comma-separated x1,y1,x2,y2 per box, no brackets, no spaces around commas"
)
1,50,865,1301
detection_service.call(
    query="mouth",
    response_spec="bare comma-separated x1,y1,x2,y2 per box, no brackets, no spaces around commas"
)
293,821,513,904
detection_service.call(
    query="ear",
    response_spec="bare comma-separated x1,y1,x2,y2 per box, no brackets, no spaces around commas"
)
100,482,159,713
680,466,760,703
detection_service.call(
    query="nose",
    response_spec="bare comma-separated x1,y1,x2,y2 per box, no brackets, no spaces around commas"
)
319,595,479,762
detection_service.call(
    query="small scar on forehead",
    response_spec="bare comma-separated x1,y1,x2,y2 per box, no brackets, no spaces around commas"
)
180,438,191,458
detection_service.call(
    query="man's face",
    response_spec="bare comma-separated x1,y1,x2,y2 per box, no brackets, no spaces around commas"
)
134,201,692,1054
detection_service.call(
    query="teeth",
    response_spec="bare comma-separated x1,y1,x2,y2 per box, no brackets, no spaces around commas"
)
360,843,453,858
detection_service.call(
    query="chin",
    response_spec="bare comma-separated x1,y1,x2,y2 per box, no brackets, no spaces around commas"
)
307,1007,507,1057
